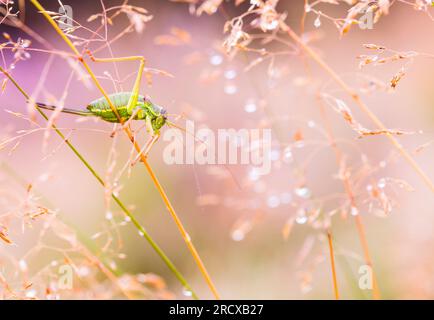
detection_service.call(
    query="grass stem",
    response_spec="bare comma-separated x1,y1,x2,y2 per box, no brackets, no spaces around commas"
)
318,94,381,299
327,231,339,300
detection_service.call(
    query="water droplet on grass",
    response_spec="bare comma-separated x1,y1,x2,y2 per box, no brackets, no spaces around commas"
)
249,168,261,181
224,83,237,95
267,195,280,208
378,178,386,189
295,209,307,224
314,15,321,28
105,211,113,220
19,259,28,272
244,100,257,113
210,54,223,66
231,229,245,241
25,289,37,298
295,187,311,199
224,69,237,79
283,147,293,163
182,287,193,297
350,206,359,216
270,148,280,161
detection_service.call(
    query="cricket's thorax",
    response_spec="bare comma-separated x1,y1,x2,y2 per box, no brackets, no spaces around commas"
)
86,92,167,130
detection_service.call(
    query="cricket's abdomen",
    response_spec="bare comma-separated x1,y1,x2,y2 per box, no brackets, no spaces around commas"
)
87,92,144,122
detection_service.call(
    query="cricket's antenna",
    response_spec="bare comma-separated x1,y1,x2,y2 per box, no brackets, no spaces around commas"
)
166,120,242,190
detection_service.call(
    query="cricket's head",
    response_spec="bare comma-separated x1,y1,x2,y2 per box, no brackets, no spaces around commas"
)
141,96,167,131
153,110,167,131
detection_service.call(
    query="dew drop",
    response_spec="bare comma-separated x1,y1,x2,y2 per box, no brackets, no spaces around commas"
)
224,83,237,95
231,229,245,242
314,15,321,28
249,167,261,181
210,54,223,66
295,141,305,149
270,148,280,161
283,147,293,163
296,216,308,224
77,266,90,276
296,209,308,224
185,233,191,243
244,100,257,113
105,211,113,220
19,259,28,272
109,261,117,270
267,195,280,208
350,206,359,216
25,289,37,298
262,19,278,31
182,287,193,297
378,178,386,189
138,231,145,237
295,187,311,199
224,69,237,80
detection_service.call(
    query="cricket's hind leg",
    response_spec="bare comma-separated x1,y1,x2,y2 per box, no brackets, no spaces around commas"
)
85,49,158,157
85,50,145,116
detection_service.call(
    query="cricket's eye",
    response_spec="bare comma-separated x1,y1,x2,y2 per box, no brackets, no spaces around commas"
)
155,115,166,129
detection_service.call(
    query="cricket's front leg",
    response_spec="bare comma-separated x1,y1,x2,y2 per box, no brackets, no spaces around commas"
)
131,133,160,166
143,133,160,158
145,116,155,136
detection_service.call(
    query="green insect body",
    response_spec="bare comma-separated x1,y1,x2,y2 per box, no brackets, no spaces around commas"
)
36,92,167,132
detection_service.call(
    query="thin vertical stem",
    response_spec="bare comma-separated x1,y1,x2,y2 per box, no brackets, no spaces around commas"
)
142,160,220,299
353,216,380,299
317,95,381,299
327,231,339,300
